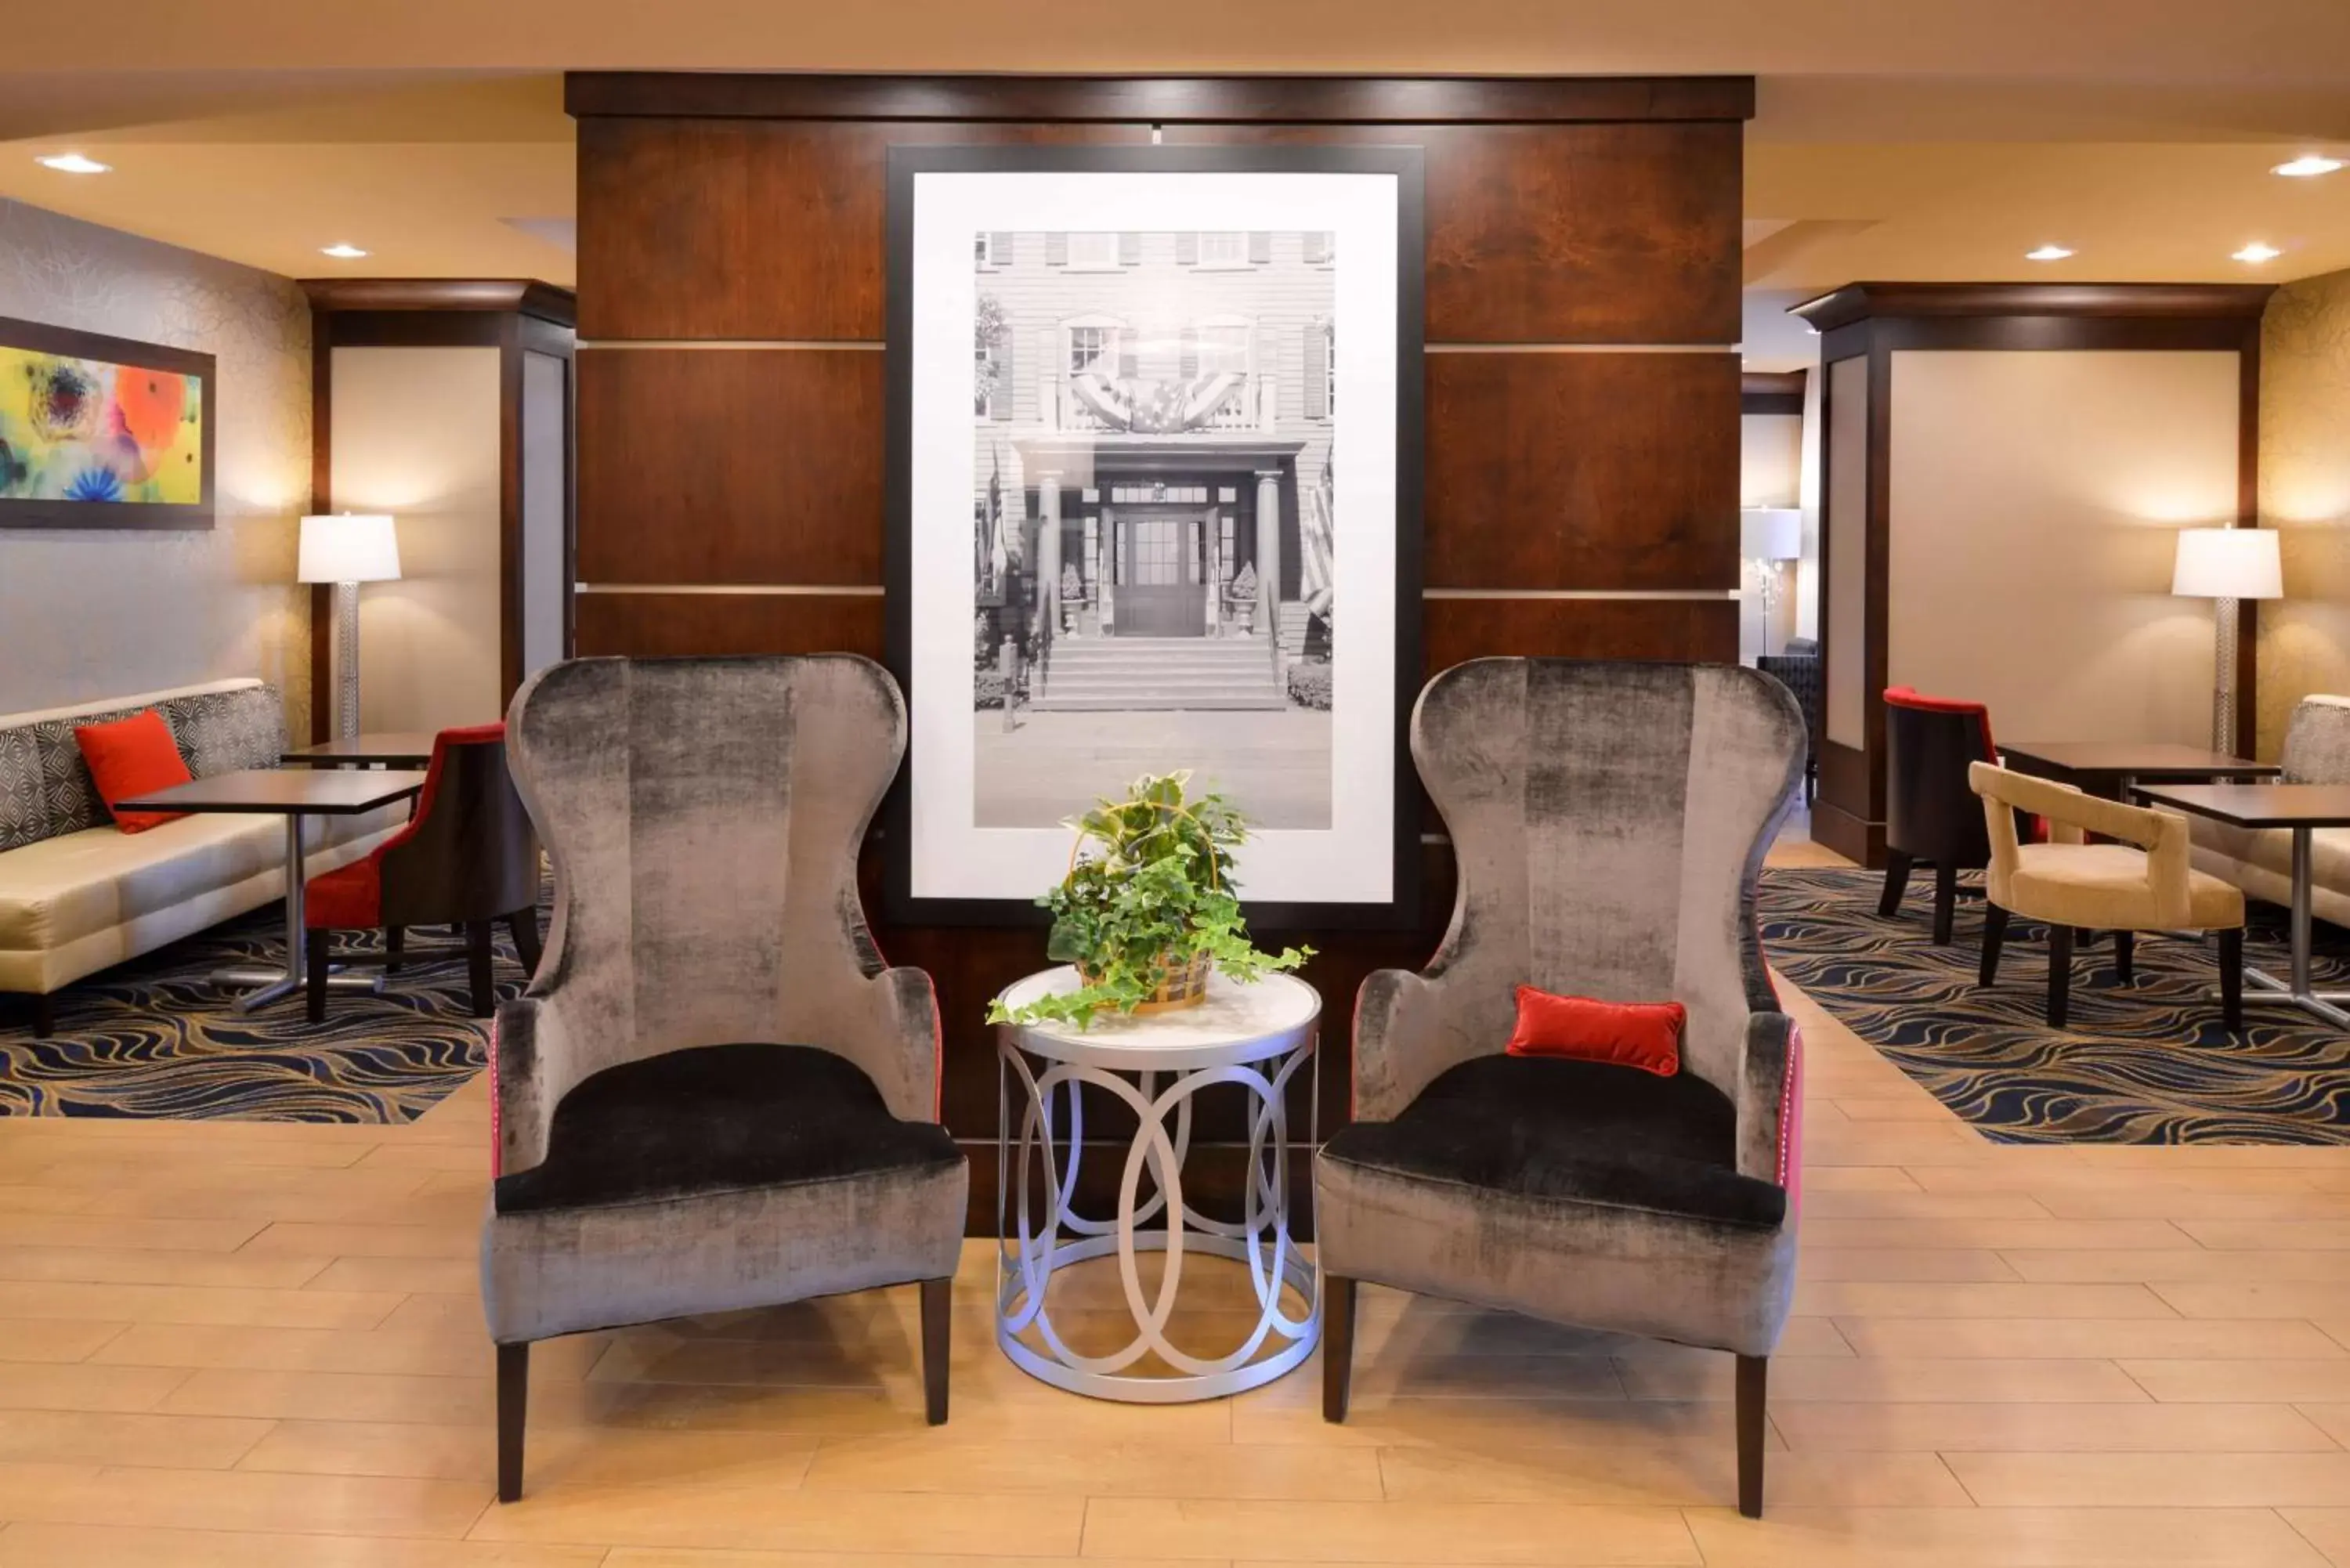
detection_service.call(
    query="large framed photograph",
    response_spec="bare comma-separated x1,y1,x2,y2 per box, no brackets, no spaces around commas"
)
884,145,1423,925
0,316,215,529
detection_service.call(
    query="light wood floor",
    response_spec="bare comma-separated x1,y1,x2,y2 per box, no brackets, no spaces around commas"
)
2,837,2349,1566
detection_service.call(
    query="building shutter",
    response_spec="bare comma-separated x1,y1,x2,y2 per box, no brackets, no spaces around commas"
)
1248,231,1272,264
993,330,1015,421
1303,231,1330,264
1046,232,1068,266
1176,231,1198,266
1304,320,1329,419
1119,231,1141,266
989,231,1014,264
1178,326,1198,380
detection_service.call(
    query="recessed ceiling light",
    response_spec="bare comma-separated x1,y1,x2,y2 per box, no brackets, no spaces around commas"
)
2234,242,2283,264
319,244,369,259
2025,244,2074,262
35,153,110,175
2272,155,2345,179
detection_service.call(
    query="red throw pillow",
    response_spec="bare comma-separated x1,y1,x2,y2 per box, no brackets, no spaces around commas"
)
74,709,193,833
1504,985,1685,1076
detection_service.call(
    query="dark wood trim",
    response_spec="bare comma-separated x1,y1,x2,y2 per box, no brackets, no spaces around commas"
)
1792,282,2276,334
1803,286,2272,862
300,279,576,327
1741,371,1806,417
309,326,334,743
2236,319,2263,758
0,313,217,532
307,284,578,725
316,313,510,350
566,71,1756,125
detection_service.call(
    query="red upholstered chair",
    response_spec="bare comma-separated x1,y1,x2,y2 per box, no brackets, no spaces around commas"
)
1879,688,2001,945
303,724,543,1023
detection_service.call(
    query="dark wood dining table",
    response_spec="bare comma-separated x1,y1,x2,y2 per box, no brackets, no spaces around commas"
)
2132,782,2350,1031
116,768,428,1011
2001,741,2282,799
281,732,441,769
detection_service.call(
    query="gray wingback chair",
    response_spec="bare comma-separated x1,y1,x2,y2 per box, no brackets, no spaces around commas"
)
480,655,967,1501
1316,659,1806,1519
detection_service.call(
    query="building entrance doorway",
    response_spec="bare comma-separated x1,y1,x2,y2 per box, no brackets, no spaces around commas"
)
1111,506,1206,636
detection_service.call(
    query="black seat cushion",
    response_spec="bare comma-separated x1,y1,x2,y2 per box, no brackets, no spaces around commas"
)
495,1042,961,1215
1321,1054,1787,1229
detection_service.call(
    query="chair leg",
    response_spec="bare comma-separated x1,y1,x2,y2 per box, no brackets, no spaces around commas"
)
1877,850,1914,918
466,921,495,1018
2047,925,2075,1030
920,1276,952,1425
2113,930,2135,985
385,926,404,974
1979,904,2010,986
306,929,331,1024
1322,1274,1358,1423
507,910,544,979
496,1341,528,1502
1736,1353,1768,1519
29,992,56,1039
2219,927,2244,1034
1932,863,1959,945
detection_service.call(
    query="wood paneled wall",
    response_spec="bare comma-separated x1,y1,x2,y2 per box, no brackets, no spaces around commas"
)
567,73,1752,1227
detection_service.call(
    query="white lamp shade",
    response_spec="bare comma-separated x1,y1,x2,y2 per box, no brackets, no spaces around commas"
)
298,513,401,584
2171,527,2281,600
1740,508,1804,562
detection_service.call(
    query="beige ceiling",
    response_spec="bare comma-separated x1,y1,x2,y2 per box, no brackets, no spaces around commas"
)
2,1,2348,317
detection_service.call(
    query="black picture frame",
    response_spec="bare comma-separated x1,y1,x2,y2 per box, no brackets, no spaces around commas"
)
880,143,1425,930
0,315,217,531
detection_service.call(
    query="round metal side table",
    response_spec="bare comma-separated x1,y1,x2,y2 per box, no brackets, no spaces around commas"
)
992,966,1320,1403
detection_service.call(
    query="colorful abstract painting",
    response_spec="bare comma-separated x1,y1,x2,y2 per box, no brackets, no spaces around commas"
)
0,317,213,528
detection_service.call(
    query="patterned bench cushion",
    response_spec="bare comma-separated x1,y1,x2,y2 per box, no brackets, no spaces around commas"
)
0,684,285,854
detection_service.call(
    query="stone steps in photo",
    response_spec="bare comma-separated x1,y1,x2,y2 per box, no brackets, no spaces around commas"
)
1034,636,1288,710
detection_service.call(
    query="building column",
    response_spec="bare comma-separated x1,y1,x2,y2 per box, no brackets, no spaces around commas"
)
1255,468,1283,680
1100,506,1115,634
1203,508,1221,635
1038,471,1062,638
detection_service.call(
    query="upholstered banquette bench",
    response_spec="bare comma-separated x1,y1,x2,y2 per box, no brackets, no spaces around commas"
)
0,678,404,1035
2189,694,2350,928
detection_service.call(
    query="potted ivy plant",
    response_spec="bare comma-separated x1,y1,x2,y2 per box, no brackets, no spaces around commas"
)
989,771,1311,1028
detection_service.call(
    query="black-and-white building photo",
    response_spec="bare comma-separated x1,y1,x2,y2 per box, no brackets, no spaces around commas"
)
969,229,1338,829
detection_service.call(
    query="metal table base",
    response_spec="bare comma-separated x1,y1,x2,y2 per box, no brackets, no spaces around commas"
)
995,1041,1319,1404
208,815,383,1011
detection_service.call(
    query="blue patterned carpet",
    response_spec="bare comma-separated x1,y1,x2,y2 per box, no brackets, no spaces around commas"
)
0,904,526,1122
1760,867,2350,1144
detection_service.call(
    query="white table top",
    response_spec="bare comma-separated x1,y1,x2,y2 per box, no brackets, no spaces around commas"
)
996,966,1321,1071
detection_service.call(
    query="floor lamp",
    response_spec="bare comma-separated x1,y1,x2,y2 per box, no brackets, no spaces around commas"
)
298,513,402,740
2171,526,2281,753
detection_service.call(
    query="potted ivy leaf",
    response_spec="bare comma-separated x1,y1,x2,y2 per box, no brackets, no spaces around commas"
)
988,771,1311,1029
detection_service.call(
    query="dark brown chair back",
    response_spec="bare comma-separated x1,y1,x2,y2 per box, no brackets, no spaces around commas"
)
380,724,541,927
1884,688,1998,871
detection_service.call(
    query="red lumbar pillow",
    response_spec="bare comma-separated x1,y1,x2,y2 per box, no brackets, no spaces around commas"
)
74,709,193,833
1504,985,1685,1076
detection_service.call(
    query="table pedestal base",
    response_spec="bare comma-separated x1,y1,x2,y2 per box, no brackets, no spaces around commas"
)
209,964,385,1013
2218,967,2350,1031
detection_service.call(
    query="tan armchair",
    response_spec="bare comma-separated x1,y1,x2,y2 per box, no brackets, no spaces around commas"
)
1968,763,2244,1031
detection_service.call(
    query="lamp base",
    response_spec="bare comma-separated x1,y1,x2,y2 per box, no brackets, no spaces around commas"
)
2211,594,2240,755
335,580,362,741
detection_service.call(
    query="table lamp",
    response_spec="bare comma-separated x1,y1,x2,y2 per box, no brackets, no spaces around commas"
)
2171,526,2282,753
298,513,401,739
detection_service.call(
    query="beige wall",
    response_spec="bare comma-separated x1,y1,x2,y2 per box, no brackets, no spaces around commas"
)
2258,268,2350,758
1740,411,1802,508
1886,349,2238,746
0,200,312,735
327,345,504,735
